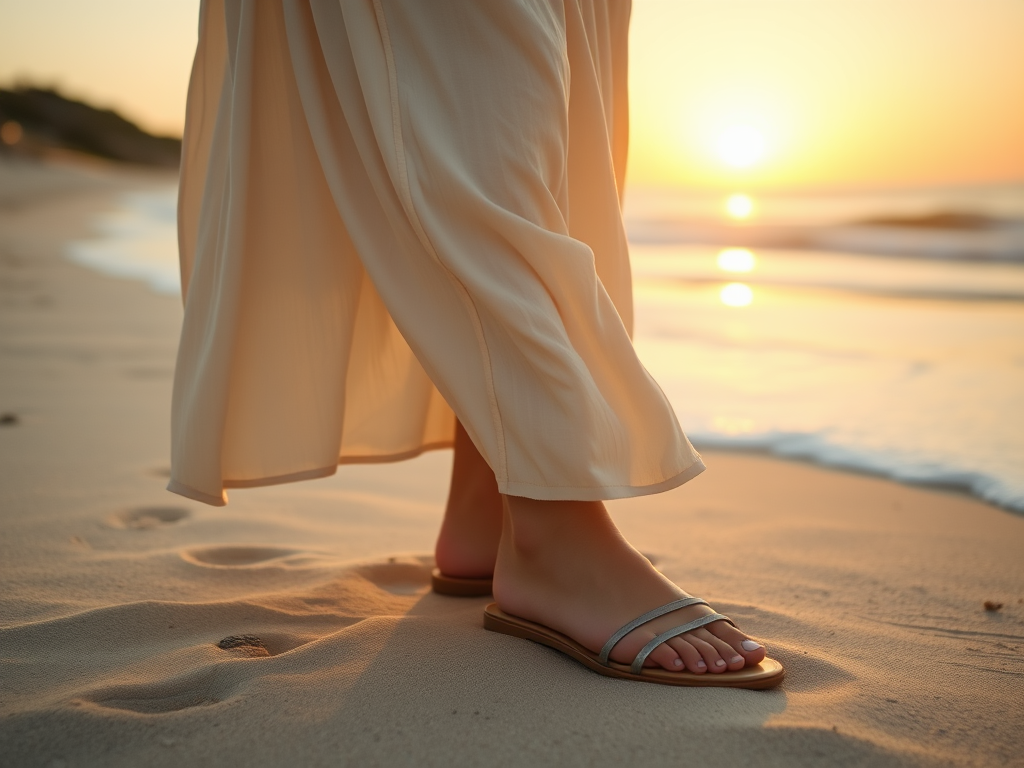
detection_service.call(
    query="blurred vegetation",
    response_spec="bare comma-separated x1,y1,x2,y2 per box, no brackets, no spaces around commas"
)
0,86,181,168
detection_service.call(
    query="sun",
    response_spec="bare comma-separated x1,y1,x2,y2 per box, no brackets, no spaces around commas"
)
715,125,766,169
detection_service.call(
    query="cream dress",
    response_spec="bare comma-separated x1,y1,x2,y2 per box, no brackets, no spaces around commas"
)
169,0,704,506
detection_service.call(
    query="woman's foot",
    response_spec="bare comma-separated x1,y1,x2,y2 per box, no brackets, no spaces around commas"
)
493,495,767,673
434,421,503,578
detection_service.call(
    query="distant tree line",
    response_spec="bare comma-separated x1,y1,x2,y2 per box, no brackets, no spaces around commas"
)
0,86,181,168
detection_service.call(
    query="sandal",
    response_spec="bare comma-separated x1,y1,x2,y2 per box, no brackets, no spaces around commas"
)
483,597,785,688
431,568,493,596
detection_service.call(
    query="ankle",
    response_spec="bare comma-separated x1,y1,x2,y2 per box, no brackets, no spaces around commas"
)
501,496,615,563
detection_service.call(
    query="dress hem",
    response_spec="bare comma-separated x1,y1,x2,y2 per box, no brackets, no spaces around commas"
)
499,456,706,502
166,479,228,507
167,449,705,507
166,440,456,506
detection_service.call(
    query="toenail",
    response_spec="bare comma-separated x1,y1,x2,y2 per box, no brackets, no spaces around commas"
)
673,659,683,667
697,660,706,669
730,655,743,664
714,659,726,667
741,640,762,651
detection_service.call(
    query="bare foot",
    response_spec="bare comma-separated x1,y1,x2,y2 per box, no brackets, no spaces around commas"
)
434,421,503,578
493,496,768,673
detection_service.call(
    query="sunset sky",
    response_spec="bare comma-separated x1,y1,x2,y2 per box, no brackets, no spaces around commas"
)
1,0,1022,191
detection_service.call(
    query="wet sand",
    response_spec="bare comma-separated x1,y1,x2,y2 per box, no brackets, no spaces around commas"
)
1,157,1022,767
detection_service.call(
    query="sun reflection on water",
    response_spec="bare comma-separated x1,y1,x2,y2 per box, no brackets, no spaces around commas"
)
720,282,754,307
717,247,756,273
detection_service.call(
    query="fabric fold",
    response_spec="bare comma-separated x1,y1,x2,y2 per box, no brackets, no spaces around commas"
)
170,0,703,506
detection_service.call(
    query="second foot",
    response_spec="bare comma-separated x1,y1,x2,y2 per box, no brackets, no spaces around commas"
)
434,420,503,579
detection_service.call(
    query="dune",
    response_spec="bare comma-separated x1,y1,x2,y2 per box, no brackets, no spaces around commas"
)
0,156,1021,767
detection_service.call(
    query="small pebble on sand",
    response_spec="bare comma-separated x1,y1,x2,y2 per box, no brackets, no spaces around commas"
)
217,634,271,657
983,601,1003,612
0,413,19,426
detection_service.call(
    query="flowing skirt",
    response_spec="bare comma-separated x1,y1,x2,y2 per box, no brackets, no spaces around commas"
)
169,0,704,506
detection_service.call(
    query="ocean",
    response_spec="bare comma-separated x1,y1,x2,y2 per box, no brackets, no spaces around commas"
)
67,182,1024,513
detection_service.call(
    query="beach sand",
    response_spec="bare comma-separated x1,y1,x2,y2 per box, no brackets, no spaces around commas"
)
1,157,1022,768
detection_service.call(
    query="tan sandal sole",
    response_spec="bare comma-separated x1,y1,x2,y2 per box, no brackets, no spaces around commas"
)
484,604,785,689
431,568,493,597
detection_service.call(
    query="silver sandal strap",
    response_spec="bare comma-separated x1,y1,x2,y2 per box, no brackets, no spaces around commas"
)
629,612,734,674
598,597,708,666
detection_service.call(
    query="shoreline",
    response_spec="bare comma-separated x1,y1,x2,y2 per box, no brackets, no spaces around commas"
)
1,157,1022,767
690,441,1021,516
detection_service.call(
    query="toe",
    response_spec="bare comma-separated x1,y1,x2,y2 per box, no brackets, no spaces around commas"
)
706,621,766,666
685,634,727,673
643,640,685,671
692,628,745,671
667,637,707,674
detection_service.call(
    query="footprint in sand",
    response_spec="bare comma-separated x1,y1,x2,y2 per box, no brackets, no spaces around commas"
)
181,545,329,569
107,506,190,530
86,631,322,714
354,556,433,595
85,671,233,714
91,689,224,714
